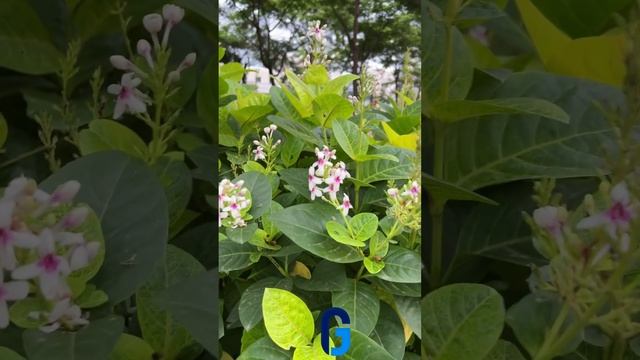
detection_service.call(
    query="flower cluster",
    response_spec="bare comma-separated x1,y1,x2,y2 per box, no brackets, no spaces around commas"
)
304,21,330,66
252,125,281,168
218,179,252,228
0,177,101,332
308,146,352,215
386,180,421,230
107,4,196,119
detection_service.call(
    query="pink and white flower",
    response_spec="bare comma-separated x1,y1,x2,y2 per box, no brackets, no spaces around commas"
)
402,181,420,199
0,272,29,329
0,201,39,270
218,179,252,228
308,167,323,191
341,194,353,216
577,182,637,239
39,297,88,333
533,206,564,241
107,73,149,119
253,146,266,161
161,4,185,47
12,230,71,300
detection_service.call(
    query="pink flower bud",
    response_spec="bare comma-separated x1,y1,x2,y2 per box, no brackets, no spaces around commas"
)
50,181,80,204
181,52,196,68
167,70,180,83
109,55,131,70
62,207,89,229
143,13,163,33
137,39,151,55
162,4,185,24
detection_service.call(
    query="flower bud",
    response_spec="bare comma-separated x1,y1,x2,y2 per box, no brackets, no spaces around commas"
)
162,4,185,24
50,181,81,204
109,55,131,70
269,124,277,131
181,52,197,68
137,39,151,55
61,207,89,229
264,127,271,135
143,13,163,33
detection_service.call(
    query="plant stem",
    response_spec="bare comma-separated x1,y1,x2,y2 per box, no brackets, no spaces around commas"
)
608,336,627,360
267,256,288,277
534,303,570,360
356,264,365,280
0,145,50,169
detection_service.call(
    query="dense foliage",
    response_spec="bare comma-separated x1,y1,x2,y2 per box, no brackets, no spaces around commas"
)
0,1,216,359
217,23,422,359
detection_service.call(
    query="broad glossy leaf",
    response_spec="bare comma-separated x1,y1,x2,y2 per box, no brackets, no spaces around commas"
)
294,261,349,292
372,279,421,297
376,246,421,283
326,220,365,247
235,171,272,218
0,0,62,74
188,145,215,184
279,168,312,200
516,0,625,86
369,231,389,258
262,288,315,349
155,269,218,356
152,156,192,225
221,62,245,81
382,123,418,152
358,146,414,184
281,135,305,167
483,340,526,360
304,65,330,85
239,277,293,331
219,240,259,272
227,223,259,244
270,87,304,122
78,120,147,159
110,334,154,360
313,94,354,127
334,328,395,360
370,303,406,360
363,257,385,274
23,316,123,360
396,295,421,339
231,105,273,124
332,120,368,160
237,337,292,360
322,74,359,95
423,174,498,205
423,3,473,104
137,245,205,360
41,151,168,304
423,284,505,360
292,335,334,360
507,294,582,358
443,72,621,190
332,281,380,335
430,98,569,123
0,347,23,360
268,115,322,146
269,203,362,263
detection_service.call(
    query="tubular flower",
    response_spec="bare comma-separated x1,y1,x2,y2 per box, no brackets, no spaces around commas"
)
386,180,421,230
308,146,352,213
218,179,252,228
251,124,281,167
577,182,637,240
107,73,149,119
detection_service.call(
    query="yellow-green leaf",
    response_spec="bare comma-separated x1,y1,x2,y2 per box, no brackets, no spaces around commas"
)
382,123,418,151
262,288,315,350
293,335,335,360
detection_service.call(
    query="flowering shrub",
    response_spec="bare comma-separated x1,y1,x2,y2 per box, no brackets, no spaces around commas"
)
423,1,640,360
218,23,422,359
0,2,215,359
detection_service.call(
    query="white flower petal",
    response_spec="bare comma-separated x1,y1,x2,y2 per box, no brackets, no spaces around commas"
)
113,99,126,119
12,232,39,248
0,245,16,270
39,322,60,333
48,299,70,322
39,272,64,299
576,213,607,230
126,95,147,114
0,200,15,228
107,84,122,95
11,263,40,280
70,247,89,271
3,281,29,300
611,182,630,204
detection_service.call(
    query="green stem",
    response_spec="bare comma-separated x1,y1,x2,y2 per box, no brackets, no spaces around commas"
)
356,264,365,280
534,303,571,360
267,256,288,277
608,336,627,360
0,145,50,169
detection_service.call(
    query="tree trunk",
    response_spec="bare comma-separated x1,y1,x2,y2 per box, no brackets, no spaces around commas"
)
351,0,361,96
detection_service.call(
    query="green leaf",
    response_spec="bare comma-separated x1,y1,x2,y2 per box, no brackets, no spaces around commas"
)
423,283,505,360
279,168,312,200
268,115,322,146
423,174,498,205
237,337,293,360
396,295,421,339
0,0,62,74
363,257,385,274
516,0,625,86
262,288,315,350
235,171,272,218
221,62,245,81
313,94,354,127
293,334,335,360
110,334,155,360
370,303,406,360
443,72,620,191
75,284,109,309
304,65,330,85
322,74,359,95
269,203,363,263
375,246,421,283
78,120,148,159
231,105,273,125
241,323,267,353
294,261,349,292
482,340,526,360
286,69,314,106
369,231,389,258
506,294,582,358
23,316,123,360
188,145,215,184
326,220,366,247
219,240,259,272
227,223,259,244
281,135,305,167
0,347,24,360
357,153,399,162
41,151,168,305
9,298,47,329
136,245,205,360
372,279,420,297
332,120,368,160
155,269,218,356
430,98,570,124
332,281,380,336
197,57,216,134
350,213,378,242
270,87,304,122
358,146,414,184
336,329,395,360
531,0,632,37
152,156,192,225
240,278,293,331
423,3,473,104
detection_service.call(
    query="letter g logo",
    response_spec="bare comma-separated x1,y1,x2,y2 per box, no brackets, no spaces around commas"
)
320,307,351,356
